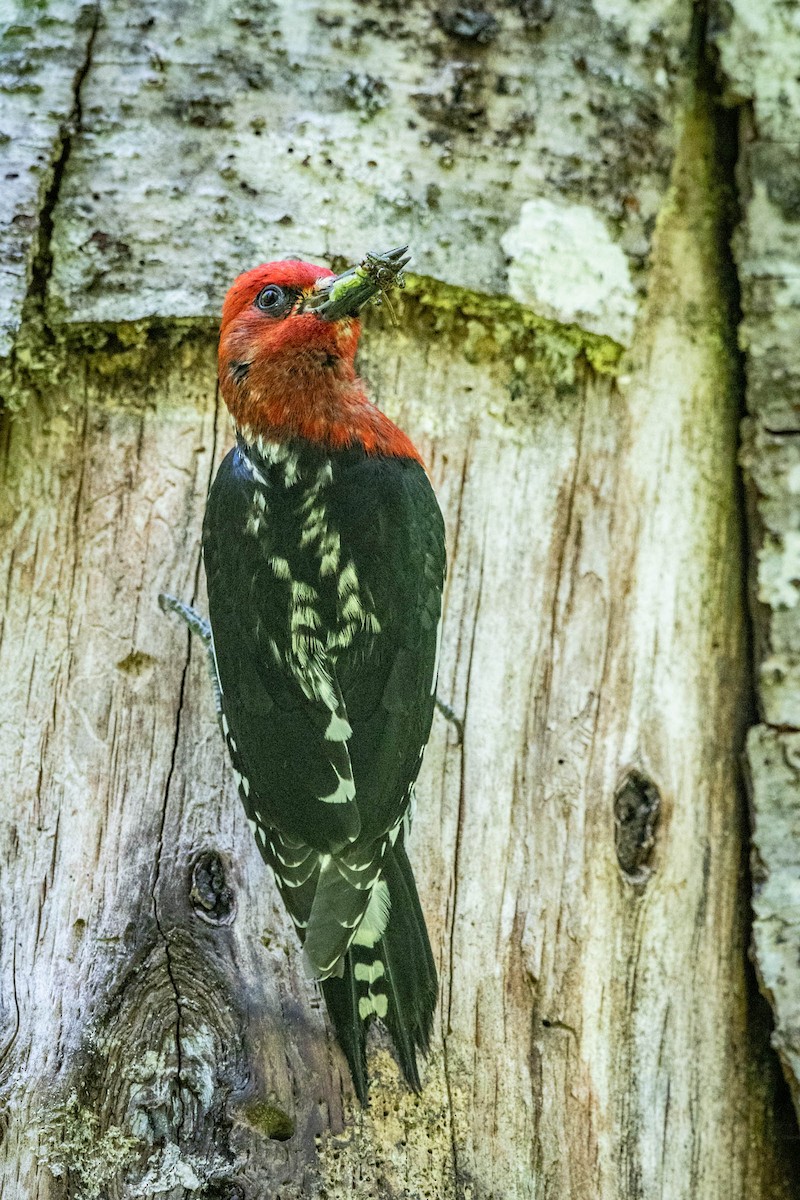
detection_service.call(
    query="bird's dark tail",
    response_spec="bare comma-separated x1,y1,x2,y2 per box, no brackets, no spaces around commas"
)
320,839,437,1104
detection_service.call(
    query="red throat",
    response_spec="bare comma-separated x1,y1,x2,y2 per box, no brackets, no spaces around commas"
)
218,261,422,463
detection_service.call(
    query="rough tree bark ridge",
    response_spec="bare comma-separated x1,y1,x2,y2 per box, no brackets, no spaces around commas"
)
713,0,800,1121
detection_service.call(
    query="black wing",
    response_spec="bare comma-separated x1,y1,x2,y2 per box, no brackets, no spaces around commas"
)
203,443,445,977
325,451,445,843
203,447,360,854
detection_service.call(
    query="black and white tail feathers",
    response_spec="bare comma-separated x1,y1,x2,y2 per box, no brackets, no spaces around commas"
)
321,839,437,1103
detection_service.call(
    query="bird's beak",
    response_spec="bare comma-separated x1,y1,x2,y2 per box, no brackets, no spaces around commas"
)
301,246,411,321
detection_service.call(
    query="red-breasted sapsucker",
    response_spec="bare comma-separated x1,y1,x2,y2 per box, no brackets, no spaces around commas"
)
201,248,446,1101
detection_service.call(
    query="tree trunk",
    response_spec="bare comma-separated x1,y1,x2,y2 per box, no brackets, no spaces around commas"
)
1,2,798,1197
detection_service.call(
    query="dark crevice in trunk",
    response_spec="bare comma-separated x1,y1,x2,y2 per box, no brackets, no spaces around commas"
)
27,6,101,336
699,0,800,1174
152,653,190,1138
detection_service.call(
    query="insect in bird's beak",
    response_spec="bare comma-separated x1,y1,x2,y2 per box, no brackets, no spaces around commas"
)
301,245,411,322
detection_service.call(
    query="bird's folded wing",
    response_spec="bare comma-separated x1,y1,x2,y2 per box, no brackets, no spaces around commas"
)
205,558,361,853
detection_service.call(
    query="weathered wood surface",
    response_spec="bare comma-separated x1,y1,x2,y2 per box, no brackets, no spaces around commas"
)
44,0,689,338
713,0,800,1117
2,0,695,358
1,0,799,1197
0,1,97,360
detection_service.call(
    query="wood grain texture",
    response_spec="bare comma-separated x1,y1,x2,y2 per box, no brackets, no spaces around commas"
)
1,80,798,1195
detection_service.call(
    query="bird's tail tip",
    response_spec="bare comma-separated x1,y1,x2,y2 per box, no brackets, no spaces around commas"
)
320,840,437,1103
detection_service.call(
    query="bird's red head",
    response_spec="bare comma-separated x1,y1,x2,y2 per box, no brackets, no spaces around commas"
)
218,253,420,460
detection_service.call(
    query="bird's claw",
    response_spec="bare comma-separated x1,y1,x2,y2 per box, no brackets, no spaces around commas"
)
435,696,464,744
158,591,223,722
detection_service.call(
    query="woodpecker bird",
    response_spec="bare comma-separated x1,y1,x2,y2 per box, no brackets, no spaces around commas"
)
200,247,446,1101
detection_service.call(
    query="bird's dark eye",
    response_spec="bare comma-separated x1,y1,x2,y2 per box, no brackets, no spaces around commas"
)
255,284,291,315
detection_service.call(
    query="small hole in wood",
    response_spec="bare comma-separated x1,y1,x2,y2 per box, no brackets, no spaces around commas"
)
613,769,661,885
189,849,237,925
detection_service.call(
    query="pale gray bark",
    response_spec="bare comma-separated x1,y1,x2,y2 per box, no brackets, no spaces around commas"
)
1,2,798,1198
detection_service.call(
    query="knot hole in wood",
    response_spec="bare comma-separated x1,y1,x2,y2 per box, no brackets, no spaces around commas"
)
189,849,237,926
613,768,661,885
